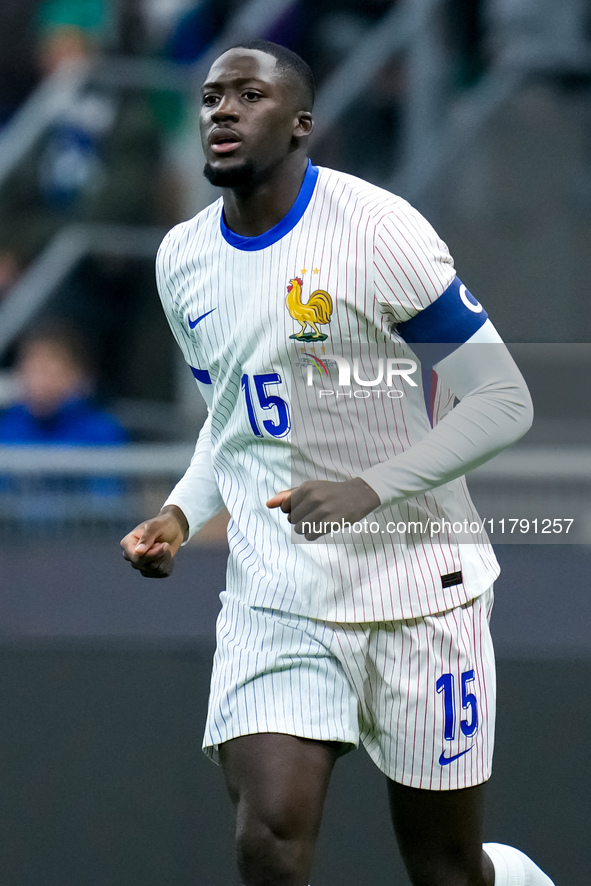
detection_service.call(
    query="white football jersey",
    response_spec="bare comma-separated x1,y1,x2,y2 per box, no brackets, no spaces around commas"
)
157,163,509,622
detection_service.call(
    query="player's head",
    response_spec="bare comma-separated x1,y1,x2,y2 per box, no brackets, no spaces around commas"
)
200,41,315,189
229,41,316,111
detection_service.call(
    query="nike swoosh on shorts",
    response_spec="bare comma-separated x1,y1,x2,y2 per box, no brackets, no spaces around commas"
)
438,747,474,766
188,308,216,329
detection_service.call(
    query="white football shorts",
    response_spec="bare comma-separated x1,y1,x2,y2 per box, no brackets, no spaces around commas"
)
203,586,495,790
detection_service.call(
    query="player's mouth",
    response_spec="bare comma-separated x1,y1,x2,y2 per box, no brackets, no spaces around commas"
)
209,129,242,154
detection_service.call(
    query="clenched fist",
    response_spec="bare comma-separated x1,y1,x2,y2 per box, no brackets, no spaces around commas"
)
120,505,189,578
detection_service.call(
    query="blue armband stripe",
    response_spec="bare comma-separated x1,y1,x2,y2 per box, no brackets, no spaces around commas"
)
190,366,212,384
396,277,487,365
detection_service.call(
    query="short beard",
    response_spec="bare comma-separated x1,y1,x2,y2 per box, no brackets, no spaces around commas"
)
203,160,257,189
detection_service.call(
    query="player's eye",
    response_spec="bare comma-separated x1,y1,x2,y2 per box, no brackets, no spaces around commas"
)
202,94,219,106
243,91,261,101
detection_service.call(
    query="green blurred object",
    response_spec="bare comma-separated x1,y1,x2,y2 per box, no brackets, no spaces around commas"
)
37,0,107,35
149,89,187,135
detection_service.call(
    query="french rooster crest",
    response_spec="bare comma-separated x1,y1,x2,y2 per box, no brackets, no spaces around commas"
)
286,276,333,341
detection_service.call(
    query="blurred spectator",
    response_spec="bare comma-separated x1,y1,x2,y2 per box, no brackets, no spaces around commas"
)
0,323,127,445
0,0,164,276
0,0,177,402
0,323,129,524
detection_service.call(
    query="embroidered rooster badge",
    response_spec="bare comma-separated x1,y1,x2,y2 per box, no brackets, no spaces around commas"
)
286,276,333,342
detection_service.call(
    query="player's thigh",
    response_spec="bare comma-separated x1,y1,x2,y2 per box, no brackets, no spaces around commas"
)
387,779,494,885
220,732,341,843
360,587,496,790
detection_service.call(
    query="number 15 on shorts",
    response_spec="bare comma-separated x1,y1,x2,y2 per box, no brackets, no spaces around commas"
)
436,670,479,741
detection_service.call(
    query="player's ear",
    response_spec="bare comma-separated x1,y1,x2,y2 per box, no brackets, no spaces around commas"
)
294,111,313,138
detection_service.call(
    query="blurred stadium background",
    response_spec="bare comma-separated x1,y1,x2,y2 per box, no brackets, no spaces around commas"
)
0,1,589,883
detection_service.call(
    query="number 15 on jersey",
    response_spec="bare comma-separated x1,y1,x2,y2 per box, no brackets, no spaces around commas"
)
241,372,291,439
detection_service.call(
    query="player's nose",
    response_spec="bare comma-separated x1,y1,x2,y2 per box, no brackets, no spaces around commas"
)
211,93,240,121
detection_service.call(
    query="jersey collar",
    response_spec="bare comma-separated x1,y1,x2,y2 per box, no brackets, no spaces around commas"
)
219,160,319,251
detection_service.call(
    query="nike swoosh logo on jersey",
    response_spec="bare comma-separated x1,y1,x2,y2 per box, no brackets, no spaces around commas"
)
188,308,216,329
438,747,474,766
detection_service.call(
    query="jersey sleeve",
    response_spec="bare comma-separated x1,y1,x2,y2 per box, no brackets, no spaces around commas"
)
373,201,456,322
367,202,532,509
375,202,493,365
156,229,215,404
156,231,224,536
155,231,194,367
359,321,534,507
163,411,225,539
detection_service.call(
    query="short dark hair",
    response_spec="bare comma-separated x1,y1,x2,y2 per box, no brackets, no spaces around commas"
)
225,40,315,110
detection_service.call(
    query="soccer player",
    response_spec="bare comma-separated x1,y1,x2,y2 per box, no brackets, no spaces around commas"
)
121,41,555,886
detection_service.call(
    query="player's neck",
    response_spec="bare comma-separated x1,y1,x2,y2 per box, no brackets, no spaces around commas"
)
221,154,309,238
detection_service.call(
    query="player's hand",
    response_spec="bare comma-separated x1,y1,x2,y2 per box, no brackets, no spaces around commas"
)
120,505,189,578
266,478,380,540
